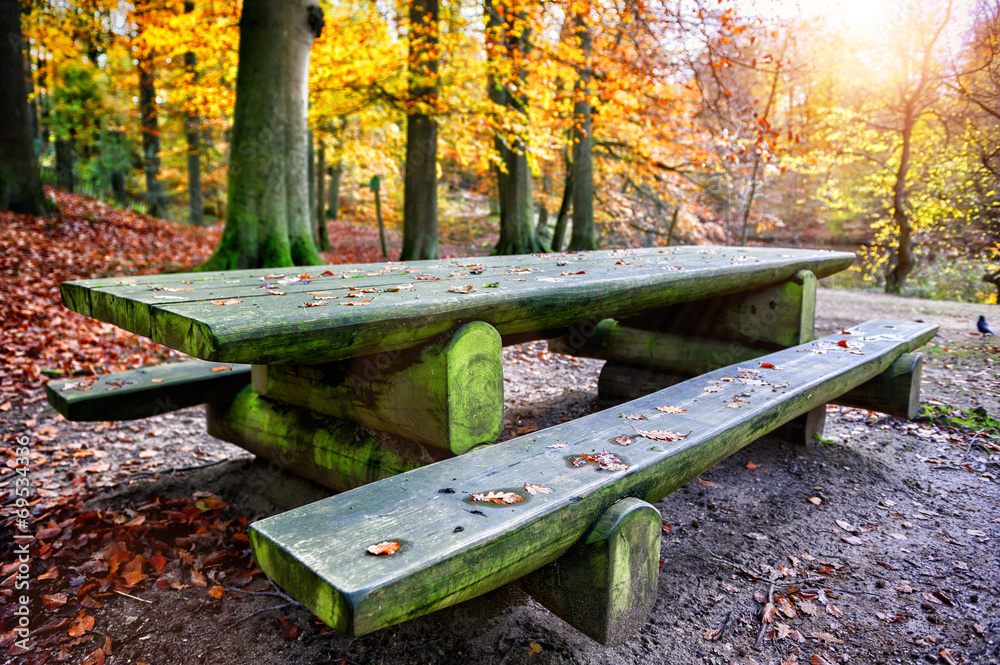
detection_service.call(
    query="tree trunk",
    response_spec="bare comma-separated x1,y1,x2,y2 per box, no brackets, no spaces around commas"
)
0,0,46,214
885,105,916,294
308,130,316,243
401,0,440,261
487,0,546,256
55,139,74,193
184,3,204,227
138,59,168,219
316,139,331,250
200,0,325,270
567,6,595,251
328,161,342,220
552,163,573,252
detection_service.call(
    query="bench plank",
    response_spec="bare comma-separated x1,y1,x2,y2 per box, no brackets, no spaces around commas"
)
248,320,936,637
46,360,251,421
59,248,853,365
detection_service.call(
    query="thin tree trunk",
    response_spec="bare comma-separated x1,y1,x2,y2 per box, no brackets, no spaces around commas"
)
316,138,331,250
55,139,74,193
201,0,325,270
401,0,440,261
567,5,595,251
328,161,342,220
308,130,316,243
552,163,573,252
184,2,204,227
666,206,680,247
372,176,388,258
0,0,46,214
885,106,916,294
740,60,780,246
487,0,546,255
138,59,168,218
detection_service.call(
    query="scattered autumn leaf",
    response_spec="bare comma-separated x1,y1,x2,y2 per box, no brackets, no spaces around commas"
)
655,405,687,413
210,298,242,306
340,299,372,306
448,284,476,294
619,413,648,420
523,483,553,495
614,435,634,445
471,490,523,504
632,428,688,441
807,497,822,505
746,461,758,470
208,586,225,599
366,541,401,555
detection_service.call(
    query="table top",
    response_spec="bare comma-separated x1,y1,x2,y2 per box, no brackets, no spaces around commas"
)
60,247,853,366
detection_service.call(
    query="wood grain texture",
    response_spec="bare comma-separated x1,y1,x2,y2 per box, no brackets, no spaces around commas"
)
57,248,853,365
206,388,453,492
45,361,250,421
248,320,936,637
252,322,503,453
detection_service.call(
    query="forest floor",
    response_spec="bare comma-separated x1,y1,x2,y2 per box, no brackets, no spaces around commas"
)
2,191,999,665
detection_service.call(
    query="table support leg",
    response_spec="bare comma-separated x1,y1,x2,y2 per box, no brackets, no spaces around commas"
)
523,497,661,646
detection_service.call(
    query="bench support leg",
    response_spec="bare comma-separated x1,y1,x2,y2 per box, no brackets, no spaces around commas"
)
252,321,504,454
523,497,661,646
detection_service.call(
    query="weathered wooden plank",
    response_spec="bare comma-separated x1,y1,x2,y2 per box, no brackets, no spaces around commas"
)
523,497,661,646
252,322,504,453
616,269,816,348
153,251,852,365
45,360,250,421
834,352,924,419
206,388,453,492
248,320,936,638
57,248,853,365
551,319,767,377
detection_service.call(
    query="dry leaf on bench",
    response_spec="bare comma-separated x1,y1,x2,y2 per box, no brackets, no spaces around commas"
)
633,428,688,441
210,298,242,306
448,284,476,294
523,483,553,495
471,490,523,504
655,405,687,413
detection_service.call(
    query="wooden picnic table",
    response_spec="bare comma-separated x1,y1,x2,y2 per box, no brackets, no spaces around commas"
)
54,246,950,646
56,246,854,491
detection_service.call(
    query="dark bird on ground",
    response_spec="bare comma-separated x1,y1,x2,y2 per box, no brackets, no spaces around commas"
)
979,315,996,338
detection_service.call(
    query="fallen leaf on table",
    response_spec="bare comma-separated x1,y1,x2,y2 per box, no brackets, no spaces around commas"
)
633,428,688,441
471,490,523,504
150,378,165,383
340,299,372,306
523,483,553,495
210,298,242,306
619,413,648,420
759,362,781,369
655,405,687,413
448,284,476,294
211,366,231,372
614,435,634,445
303,301,327,307
366,541,401,555
546,443,567,449
267,290,287,296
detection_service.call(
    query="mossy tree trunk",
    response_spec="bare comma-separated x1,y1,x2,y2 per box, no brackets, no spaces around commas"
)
201,0,325,270
401,0,440,261
0,0,46,215
487,0,547,256
567,4,595,251
885,101,915,294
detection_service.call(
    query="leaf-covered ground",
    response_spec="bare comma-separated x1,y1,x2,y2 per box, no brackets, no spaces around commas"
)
2,191,999,665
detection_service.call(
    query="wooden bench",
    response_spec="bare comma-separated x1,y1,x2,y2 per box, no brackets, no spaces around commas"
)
45,360,250,421
248,320,937,645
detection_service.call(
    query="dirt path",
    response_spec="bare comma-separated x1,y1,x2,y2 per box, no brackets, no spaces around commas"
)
3,289,998,665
